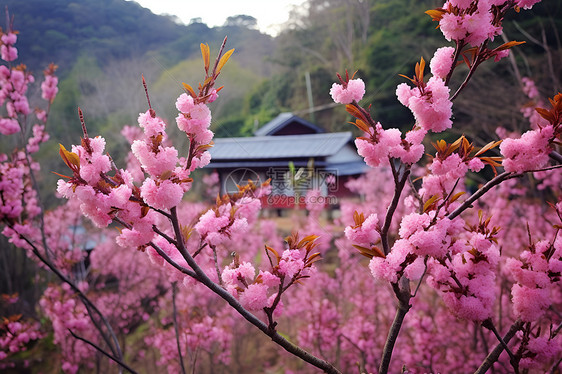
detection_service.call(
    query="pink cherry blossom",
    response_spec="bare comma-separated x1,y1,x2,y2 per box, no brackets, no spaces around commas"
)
330,78,365,104
430,47,455,79
344,213,380,247
500,125,554,172
397,77,453,133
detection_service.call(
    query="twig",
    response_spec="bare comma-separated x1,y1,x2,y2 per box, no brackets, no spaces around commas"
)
450,41,490,101
15,232,124,362
192,243,207,258
478,325,490,360
151,225,178,246
407,175,423,214
411,259,427,298
381,161,410,255
474,319,523,374
210,244,223,286
549,151,562,164
68,329,137,374
81,299,119,361
445,39,466,86
172,283,187,374
379,277,411,374
482,319,518,367
549,356,562,374
147,241,197,279
447,171,513,219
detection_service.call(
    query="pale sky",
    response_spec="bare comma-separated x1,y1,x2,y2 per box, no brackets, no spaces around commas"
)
126,0,307,35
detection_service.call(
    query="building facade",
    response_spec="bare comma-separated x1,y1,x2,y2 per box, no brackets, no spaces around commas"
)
206,113,367,209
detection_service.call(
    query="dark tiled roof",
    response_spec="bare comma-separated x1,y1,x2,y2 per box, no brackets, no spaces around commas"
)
254,112,325,136
209,132,353,160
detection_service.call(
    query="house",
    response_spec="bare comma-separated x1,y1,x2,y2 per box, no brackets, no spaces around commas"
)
206,113,368,209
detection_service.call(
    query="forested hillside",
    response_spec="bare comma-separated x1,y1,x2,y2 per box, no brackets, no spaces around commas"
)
249,0,562,137
3,0,562,144
2,0,274,142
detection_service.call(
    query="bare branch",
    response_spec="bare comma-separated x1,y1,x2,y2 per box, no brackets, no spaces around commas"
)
68,329,137,374
381,161,410,255
379,277,411,374
475,320,523,374
172,283,187,374
447,171,513,219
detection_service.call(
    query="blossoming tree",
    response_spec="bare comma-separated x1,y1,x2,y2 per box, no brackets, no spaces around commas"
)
1,0,562,373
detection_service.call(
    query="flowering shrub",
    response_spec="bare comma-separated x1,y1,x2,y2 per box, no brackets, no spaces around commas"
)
1,1,561,373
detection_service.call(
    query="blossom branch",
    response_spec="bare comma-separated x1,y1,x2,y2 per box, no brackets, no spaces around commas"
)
12,228,126,365
447,171,513,219
146,242,197,278
381,161,410,255
22,148,52,262
151,224,178,247
482,319,518,370
68,329,138,374
475,319,523,374
111,218,196,277
168,208,341,374
444,39,466,86
549,150,562,164
450,42,488,101
172,283,187,374
192,243,208,258
210,244,223,286
379,277,411,374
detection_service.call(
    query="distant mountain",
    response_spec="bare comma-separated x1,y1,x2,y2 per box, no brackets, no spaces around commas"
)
2,0,274,78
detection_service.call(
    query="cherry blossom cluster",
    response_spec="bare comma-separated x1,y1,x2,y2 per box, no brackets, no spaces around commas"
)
56,111,196,249
329,70,365,104
39,284,94,374
0,30,17,62
195,180,270,247
0,154,41,227
337,55,459,171
221,232,320,314
430,0,540,47
425,214,501,321
0,22,57,249
368,206,463,285
41,63,58,103
500,92,561,172
0,48,34,136
506,238,561,322
57,45,233,251
500,207,562,369
0,26,55,137
0,307,43,368
56,132,158,250
420,136,496,198
0,63,33,135
396,73,453,133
